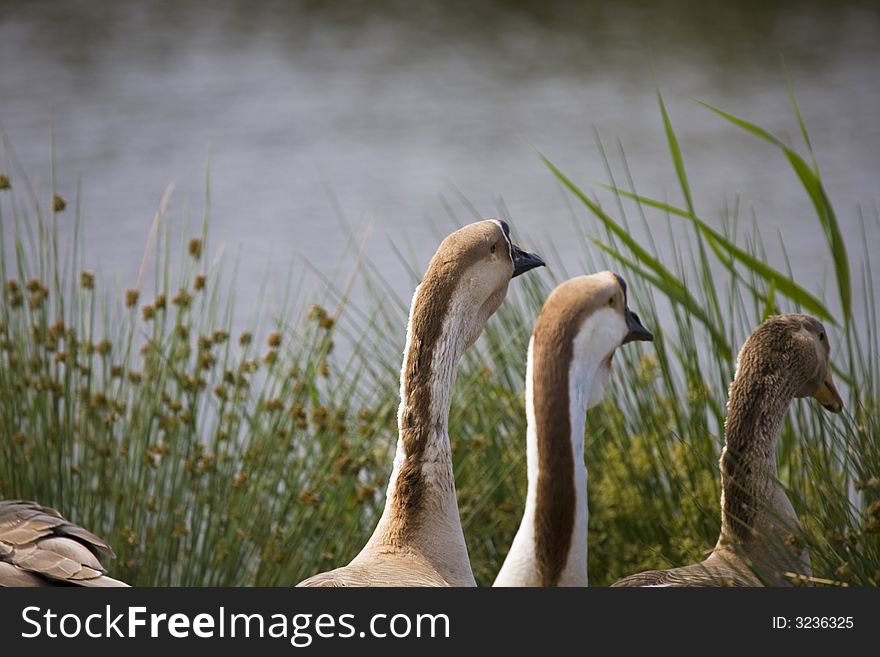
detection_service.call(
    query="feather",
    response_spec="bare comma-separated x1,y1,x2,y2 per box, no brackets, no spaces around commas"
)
0,500,128,587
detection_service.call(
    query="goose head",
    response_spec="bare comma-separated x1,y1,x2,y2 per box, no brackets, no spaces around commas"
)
534,271,653,408
738,313,843,413
416,219,544,350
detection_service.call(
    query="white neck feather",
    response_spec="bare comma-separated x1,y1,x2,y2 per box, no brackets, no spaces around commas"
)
494,336,598,587
360,286,476,586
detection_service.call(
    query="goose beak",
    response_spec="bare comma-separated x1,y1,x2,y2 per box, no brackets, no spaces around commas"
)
623,307,653,344
511,244,545,278
813,371,843,413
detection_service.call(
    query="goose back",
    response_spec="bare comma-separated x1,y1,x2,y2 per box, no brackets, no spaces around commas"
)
0,500,128,587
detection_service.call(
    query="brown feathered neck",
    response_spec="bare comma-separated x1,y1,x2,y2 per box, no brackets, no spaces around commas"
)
719,322,814,545
529,284,604,586
383,258,468,545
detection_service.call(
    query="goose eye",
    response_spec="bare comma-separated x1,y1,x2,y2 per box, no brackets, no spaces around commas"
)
608,297,615,307
490,243,497,254
819,332,825,342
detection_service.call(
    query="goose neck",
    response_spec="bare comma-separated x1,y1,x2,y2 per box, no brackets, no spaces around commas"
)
718,358,800,549
496,337,592,586
370,292,474,584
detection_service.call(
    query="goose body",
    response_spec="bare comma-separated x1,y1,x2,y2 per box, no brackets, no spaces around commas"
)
613,313,843,587
494,272,653,587
0,500,128,587
298,220,543,587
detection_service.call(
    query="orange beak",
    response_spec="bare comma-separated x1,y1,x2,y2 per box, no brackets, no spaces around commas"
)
813,371,843,413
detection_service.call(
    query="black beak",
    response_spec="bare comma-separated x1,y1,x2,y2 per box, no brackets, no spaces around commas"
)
623,307,653,344
511,243,545,278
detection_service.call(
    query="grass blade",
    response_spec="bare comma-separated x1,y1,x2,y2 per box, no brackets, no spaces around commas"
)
696,99,851,324
592,182,836,324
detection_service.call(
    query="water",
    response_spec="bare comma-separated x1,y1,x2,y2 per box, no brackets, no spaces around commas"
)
2,0,879,328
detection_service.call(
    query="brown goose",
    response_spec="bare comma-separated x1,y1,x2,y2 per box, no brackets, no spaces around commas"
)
297,220,544,587
613,313,843,587
493,272,653,586
0,500,128,586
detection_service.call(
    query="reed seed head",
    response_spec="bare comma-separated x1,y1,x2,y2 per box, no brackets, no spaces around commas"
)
125,289,140,308
172,288,192,308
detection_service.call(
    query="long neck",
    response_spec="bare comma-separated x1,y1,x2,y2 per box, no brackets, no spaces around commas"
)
716,356,808,579
495,337,591,587
367,282,474,585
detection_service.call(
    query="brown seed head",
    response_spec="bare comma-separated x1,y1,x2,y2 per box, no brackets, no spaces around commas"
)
172,289,192,308
125,289,140,308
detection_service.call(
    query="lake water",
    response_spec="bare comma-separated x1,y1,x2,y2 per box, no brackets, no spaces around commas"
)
2,0,879,329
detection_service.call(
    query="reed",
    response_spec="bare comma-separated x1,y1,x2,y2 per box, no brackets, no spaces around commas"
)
0,95,876,586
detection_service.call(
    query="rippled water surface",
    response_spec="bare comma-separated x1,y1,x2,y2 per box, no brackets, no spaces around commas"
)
1,0,878,322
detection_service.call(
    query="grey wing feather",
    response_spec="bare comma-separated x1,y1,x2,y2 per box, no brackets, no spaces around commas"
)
32,537,106,571
297,552,450,587
612,560,757,587
72,573,129,587
56,524,115,558
0,562,49,587
297,568,361,588
0,500,128,587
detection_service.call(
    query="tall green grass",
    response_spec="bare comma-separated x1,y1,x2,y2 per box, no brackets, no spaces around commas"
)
0,95,877,586
541,92,879,586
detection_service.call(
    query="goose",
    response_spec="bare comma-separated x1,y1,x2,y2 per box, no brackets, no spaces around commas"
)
613,313,843,587
297,219,544,587
493,272,653,587
0,499,128,586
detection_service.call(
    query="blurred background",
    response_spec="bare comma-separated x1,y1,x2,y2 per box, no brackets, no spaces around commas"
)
2,1,878,587
1,0,879,315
